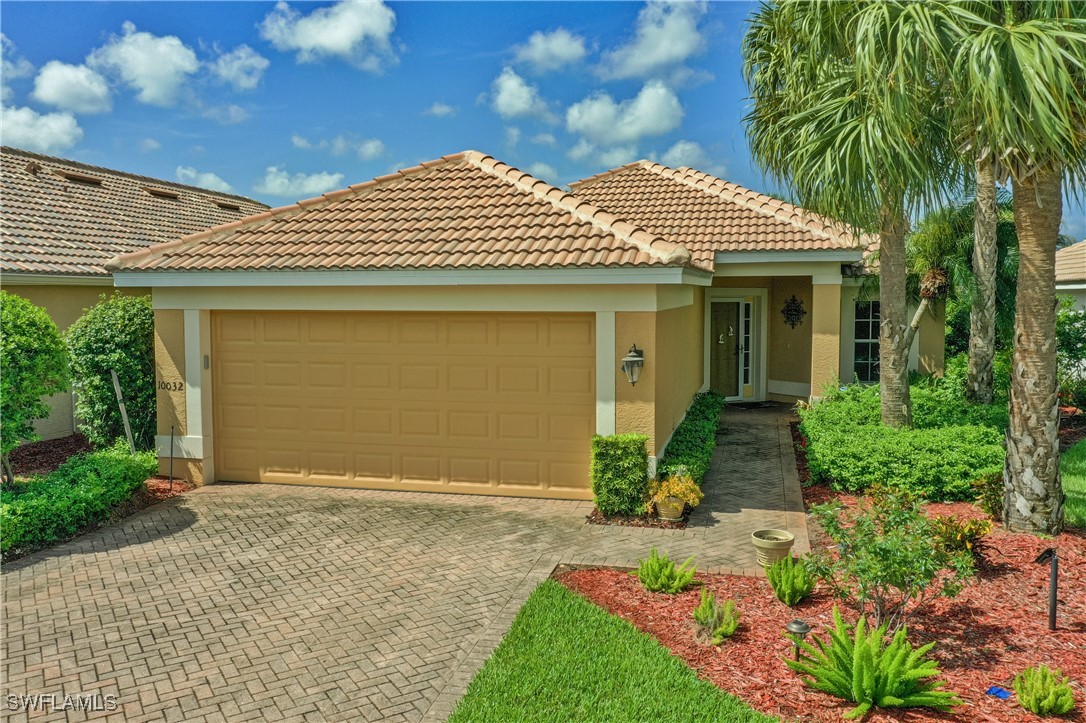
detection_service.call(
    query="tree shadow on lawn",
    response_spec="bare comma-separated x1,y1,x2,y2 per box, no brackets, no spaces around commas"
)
1,496,198,572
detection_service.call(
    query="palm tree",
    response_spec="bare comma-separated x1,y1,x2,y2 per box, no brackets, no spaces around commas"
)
742,1,957,428
968,162,999,403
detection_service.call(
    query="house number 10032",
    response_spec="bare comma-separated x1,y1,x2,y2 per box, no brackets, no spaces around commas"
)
157,380,184,391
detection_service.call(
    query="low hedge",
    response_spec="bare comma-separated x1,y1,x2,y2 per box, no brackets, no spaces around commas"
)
591,434,649,516
0,441,156,554
658,391,728,482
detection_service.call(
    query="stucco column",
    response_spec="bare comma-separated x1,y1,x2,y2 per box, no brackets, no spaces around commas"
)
154,307,214,485
918,299,946,376
810,282,842,400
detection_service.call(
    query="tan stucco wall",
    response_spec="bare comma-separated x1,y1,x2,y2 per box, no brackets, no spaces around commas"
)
615,311,657,452
768,277,813,386
653,287,704,456
811,283,842,397
154,309,187,436
918,299,946,376
2,284,150,440
158,458,205,486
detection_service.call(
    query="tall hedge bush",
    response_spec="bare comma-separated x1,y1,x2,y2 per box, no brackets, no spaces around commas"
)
591,434,649,516
67,295,155,450
0,292,70,475
658,391,728,482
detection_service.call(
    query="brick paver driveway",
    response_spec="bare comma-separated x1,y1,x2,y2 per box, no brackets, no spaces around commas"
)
2,406,806,722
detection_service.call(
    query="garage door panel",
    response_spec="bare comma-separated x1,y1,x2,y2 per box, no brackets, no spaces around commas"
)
214,311,593,498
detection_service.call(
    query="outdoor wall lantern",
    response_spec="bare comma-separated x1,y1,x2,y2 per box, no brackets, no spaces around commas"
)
781,294,807,329
620,344,645,386
785,618,812,661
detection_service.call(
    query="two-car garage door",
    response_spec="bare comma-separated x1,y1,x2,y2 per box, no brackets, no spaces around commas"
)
212,311,595,499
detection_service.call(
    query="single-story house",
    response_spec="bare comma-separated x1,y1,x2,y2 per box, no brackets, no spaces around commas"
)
109,151,944,499
0,146,268,439
1056,239,1085,309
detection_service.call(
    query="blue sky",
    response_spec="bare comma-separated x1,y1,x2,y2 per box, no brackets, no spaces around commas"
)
2,1,1083,238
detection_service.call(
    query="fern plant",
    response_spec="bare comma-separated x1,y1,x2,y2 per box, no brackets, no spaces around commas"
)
767,555,816,607
636,547,696,593
691,589,740,644
1013,665,1076,716
787,607,961,720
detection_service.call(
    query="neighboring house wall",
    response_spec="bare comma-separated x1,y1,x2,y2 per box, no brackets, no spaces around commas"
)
2,282,150,440
1058,288,1086,310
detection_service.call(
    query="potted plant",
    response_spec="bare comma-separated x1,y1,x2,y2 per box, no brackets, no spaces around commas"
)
752,529,796,567
648,468,704,521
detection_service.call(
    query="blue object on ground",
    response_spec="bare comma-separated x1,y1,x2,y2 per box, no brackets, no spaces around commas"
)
986,686,1012,700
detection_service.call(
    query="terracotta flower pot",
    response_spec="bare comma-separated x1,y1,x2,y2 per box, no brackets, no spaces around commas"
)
655,497,685,521
751,529,795,567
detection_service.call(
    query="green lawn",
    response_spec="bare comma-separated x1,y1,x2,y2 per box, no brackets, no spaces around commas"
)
449,580,776,723
1063,439,1086,528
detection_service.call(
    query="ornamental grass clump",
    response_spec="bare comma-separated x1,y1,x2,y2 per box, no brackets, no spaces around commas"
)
1013,665,1076,716
636,547,696,594
767,555,816,607
691,588,739,645
787,606,961,720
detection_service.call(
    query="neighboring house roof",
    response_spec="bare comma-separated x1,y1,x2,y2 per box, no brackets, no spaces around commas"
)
1,146,268,277
1055,240,1086,285
109,151,693,273
570,160,869,271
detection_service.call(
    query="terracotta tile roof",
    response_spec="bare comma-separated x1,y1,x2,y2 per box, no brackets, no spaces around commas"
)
1056,240,1086,284
109,151,693,273
570,161,870,271
1,146,268,277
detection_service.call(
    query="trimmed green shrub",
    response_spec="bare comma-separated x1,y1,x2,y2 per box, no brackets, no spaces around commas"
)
972,472,1004,520
67,295,155,450
658,391,727,482
766,555,816,607
787,606,961,720
635,547,696,593
692,589,740,644
0,292,70,474
931,515,992,554
591,433,649,516
0,441,156,554
807,487,974,632
1013,664,1076,716
1057,297,1086,409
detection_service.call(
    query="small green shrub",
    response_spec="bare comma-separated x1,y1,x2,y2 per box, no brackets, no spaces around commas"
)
766,555,816,607
591,434,648,516
788,606,961,720
806,487,974,632
658,391,727,482
691,589,739,644
0,292,70,472
67,294,155,450
972,472,1004,520
0,441,156,554
931,515,992,554
1013,664,1076,716
1057,297,1086,410
636,547,696,594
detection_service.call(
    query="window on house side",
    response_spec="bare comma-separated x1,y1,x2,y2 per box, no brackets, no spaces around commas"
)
854,301,880,383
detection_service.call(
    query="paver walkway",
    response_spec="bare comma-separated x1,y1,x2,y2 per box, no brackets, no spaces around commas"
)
2,406,806,723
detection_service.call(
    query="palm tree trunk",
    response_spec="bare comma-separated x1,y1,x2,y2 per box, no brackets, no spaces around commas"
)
967,160,998,404
878,204,912,428
1003,167,1063,534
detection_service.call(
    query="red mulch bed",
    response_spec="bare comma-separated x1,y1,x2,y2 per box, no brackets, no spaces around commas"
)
8,434,94,478
1061,407,1086,451
587,507,689,529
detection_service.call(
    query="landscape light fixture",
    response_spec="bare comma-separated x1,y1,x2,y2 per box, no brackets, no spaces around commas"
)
1034,547,1058,631
620,344,644,386
785,618,812,661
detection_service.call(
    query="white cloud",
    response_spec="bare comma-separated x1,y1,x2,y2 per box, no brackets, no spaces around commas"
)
527,161,558,183
293,133,384,160
211,45,270,91
423,101,455,117
31,61,111,114
2,34,34,103
566,80,683,146
176,166,233,192
505,126,521,148
88,21,199,107
658,139,723,175
490,67,557,123
599,1,707,81
139,138,160,152
202,104,249,125
531,133,557,147
355,138,384,160
568,140,637,168
255,165,345,197
291,133,316,149
260,0,397,71
514,28,586,73
0,105,82,153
